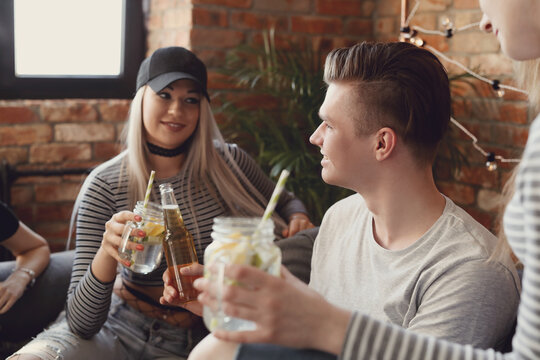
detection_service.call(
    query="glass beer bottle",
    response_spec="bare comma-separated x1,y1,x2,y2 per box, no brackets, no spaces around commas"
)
159,183,199,302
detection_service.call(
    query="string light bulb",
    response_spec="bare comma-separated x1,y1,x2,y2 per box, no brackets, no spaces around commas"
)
410,37,426,47
491,80,505,98
441,17,452,28
486,152,498,171
441,17,454,38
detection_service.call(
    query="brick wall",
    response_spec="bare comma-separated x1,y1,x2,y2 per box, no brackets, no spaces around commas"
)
0,0,529,250
0,100,129,250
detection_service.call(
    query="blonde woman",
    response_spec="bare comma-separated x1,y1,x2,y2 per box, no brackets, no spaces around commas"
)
9,46,313,360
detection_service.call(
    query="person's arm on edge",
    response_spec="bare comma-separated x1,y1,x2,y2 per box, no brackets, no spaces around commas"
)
0,221,50,313
194,264,352,355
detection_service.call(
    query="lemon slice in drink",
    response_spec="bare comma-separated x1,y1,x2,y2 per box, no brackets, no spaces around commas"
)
143,222,165,244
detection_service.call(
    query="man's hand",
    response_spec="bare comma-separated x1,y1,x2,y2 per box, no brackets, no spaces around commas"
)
160,262,204,316
283,213,315,238
194,264,349,354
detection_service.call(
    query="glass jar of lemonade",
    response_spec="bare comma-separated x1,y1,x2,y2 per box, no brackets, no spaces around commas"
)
203,217,281,332
118,201,165,274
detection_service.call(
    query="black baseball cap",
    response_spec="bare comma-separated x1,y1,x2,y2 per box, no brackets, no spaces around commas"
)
136,46,209,100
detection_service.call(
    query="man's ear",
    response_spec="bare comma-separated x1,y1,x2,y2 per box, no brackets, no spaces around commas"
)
374,127,397,161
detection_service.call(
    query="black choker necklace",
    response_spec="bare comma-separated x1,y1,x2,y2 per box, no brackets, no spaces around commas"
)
146,139,191,157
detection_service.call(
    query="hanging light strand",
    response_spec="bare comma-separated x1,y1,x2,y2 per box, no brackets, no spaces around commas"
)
426,44,529,96
398,3,526,170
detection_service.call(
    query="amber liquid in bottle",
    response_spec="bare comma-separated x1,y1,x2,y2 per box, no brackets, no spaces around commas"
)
160,183,200,303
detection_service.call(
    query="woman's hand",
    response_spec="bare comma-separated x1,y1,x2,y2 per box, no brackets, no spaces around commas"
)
194,264,350,354
160,262,204,316
0,271,29,314
101,211,144,267
282,213,315,237
91,211,145,283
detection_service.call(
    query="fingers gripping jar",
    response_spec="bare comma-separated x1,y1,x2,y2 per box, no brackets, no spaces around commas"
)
118,201,165,274
203,217,281,332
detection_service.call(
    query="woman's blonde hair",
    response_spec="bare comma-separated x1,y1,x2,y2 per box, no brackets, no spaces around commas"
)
515,59,540,110
68,86,286,249
491,59,540,263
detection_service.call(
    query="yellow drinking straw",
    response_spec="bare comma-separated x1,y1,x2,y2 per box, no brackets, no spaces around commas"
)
256,169,290,232
143,170,156,209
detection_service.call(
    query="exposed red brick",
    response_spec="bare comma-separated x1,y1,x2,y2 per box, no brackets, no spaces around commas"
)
451,99,472,118
376,0,401,16
34,222,70,244
35,183,81,203
193,7,228,27
35,204,74,222
421,34,449,52
498,103,529,125
98,101,130,122
41,102,98,123
450,32,500,53
0,125,52,146
29,144,92,164
250,33,304,50
55,123,116,142
345,19,373,36
374,17,396,35
197,49,227,68
0,148,28,165
94,142,122,161
457,165,499,188
191,28,245,48
227,93,281,110
230,12,287,31
208,71,238,90
420,0,451,11
15,175,62,185
437,181,476,205
253,0,309,12
454,0,479,9
316,0,363,16
291,16,343,35
193,0,252,8
10,185,34,206
0,106,38,124
492,124,529,147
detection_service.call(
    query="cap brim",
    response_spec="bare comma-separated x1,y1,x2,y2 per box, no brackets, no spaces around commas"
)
147,72,209,100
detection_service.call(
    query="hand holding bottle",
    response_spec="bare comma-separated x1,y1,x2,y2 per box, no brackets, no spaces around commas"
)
160,262,204,316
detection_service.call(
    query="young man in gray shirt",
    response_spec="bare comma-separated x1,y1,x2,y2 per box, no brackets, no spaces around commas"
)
166,42,521,360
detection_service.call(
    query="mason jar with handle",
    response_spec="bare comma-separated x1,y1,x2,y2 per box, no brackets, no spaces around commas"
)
203,217,281,332
118,201,165,274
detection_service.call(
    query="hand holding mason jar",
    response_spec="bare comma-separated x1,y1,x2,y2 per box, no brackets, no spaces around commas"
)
201,169,289,332
202,217,282,332
117,200,165,274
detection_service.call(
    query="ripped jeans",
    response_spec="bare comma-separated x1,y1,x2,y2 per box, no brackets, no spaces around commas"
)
8,294,207,360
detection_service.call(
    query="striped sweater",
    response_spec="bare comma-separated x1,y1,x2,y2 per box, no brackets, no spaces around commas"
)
65,143,307,338
341,115,540,360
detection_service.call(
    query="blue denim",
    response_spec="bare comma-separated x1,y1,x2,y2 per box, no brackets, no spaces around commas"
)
236,344,337,360
10,294,207,360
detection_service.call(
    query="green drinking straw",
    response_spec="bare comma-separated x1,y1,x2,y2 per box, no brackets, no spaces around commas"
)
143,170,156,209
256,169,290,232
